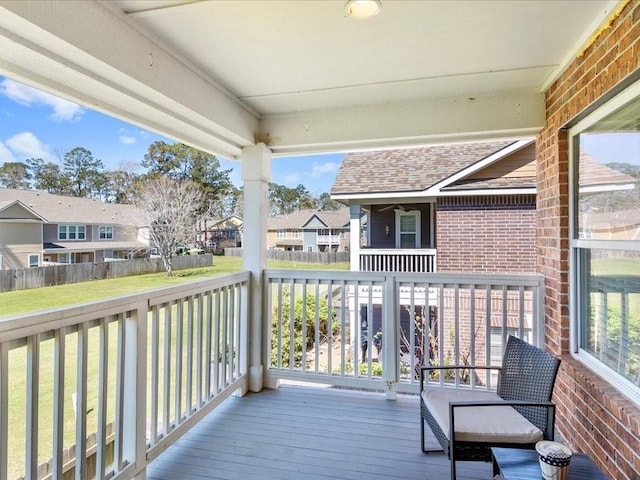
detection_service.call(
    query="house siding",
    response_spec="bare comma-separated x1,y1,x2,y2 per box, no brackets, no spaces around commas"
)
0,222,42,269
539,2,640,479
436,195,536,274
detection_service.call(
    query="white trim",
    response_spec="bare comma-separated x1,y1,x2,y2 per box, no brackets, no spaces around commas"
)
568,75,640,406
332,187,535,202
395,210,420,248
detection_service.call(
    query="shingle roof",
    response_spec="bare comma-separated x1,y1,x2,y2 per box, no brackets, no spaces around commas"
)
268,208,350,229
0,188,146,225
330,140,515,195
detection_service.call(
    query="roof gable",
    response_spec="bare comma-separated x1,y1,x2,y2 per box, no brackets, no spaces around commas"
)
0,200,46,221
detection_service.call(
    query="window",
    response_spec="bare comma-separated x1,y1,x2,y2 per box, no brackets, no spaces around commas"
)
570,80,640,404
396,211,420,248
276,229,286,238
99,225,114,239
58,224,86,240
28,254,39,268
58,253,70,264
291,229,299,239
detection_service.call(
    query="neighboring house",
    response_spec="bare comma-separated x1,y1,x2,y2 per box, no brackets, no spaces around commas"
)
0,188,149,268
198,215,243,251
331,138,538,275
267,208,361,253
331,139,539,364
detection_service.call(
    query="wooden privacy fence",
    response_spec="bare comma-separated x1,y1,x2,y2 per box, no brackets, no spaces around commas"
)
225,248,349,264
0,254,213,293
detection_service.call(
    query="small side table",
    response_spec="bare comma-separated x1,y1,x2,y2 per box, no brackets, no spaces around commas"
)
491,447,608,480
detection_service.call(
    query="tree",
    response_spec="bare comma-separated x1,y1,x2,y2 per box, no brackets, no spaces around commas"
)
316,192,341,211
63,147,105,197
142,141,233,214
268,183,313,215
26,158,70,193
106,167,140,204
0,162,31,189
131,176,210,276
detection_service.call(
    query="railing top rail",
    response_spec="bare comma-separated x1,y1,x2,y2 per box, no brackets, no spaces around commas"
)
0,271,251,341
146,271,250,306
396,272,544,287
264,269,387,282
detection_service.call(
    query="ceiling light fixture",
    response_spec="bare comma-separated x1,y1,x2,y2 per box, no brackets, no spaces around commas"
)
345,0,382,19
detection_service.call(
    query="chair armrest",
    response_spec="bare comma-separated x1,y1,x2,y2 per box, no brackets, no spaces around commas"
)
449,400,556,440
420,365,502,391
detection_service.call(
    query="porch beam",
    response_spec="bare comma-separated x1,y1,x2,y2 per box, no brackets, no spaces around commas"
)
263,90,545,155
0,0,258,159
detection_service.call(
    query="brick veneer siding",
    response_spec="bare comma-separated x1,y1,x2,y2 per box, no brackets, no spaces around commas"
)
539,1,640,478
436,195,536,274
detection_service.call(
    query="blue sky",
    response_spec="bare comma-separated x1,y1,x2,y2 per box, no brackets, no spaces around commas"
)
0,77,343,195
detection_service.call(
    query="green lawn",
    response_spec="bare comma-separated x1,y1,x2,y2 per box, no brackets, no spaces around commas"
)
0,256,348,318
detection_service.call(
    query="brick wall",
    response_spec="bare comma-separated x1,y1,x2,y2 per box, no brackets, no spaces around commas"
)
436,194,536,274
539,1,640,478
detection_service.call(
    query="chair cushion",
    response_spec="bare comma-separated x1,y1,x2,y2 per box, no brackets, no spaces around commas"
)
421,388,543,444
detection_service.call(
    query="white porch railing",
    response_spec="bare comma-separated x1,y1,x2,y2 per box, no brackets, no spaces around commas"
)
0,272,249,480
0,268,544,479
359,248,437,273
316,234,341,245
265,270,544,396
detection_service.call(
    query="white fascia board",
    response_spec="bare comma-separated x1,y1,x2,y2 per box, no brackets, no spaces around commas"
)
429,138,535,191
331,192,436,204
0,2,257,159
332,188,535,203
263,91,544,156
435,187,536,197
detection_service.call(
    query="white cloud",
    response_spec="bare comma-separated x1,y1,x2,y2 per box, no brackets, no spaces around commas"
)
310,161,340,177
0,79,84,122
119,135,137,145
6,132,52,160
0,142,15,163
284,173,301,185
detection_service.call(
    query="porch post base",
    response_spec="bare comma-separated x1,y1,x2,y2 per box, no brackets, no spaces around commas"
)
248,365,264,392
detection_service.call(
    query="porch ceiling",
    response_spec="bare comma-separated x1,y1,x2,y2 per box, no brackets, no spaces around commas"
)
0,0,619,159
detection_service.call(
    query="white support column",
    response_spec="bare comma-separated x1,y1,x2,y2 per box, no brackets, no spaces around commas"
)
349,204,361,272
242,143,271,393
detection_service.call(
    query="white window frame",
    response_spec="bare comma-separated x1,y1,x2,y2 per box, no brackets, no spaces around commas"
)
99,225,114,240
395,210,421,248
58,224,86,240
569,77,640,406
291,229,299,239
28,254,40,268
276,229,286,239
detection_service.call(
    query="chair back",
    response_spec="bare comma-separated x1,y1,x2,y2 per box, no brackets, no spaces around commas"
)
497,335,560,430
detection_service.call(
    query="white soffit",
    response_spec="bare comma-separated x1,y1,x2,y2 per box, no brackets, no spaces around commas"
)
0,0,622,157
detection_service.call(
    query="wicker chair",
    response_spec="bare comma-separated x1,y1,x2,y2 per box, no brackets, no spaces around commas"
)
420,335,561,480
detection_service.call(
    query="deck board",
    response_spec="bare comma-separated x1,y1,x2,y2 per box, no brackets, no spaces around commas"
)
148,384,493,480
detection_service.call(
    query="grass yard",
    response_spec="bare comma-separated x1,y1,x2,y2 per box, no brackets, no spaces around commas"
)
0,256,349,318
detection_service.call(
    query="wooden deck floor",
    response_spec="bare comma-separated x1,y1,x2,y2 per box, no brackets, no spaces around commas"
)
147,384,493,480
